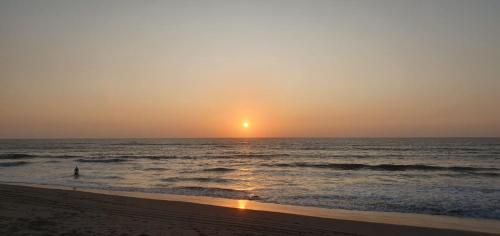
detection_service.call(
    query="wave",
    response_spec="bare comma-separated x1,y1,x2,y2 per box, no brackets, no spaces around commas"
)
1,153,287,161
202,167,236,172
110,142,165,146
262,162,499,173
0,153,82,159
118,155,183,160
143,167,168,171
45,160,61,163
174,186,259,199
111,142,221,146
113,154,287,160
176,186,242,192
0,161,30,167
102,175,123,179
161,177,233,183
0,153,35,159
440,172,500,177
76,158,128,163
232,153,289,158
474,172,500,177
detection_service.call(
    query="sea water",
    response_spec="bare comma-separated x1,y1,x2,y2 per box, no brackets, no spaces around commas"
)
1,138,499,219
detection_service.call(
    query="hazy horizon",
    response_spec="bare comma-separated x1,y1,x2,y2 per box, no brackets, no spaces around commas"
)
1,136,499,140
1,0,500,138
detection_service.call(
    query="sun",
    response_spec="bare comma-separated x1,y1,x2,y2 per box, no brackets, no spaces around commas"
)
243,122,249,128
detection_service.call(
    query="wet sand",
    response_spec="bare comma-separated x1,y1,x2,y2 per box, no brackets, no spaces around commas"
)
0,184,498,236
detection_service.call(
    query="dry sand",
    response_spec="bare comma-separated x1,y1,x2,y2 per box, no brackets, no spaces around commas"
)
0,184,498,236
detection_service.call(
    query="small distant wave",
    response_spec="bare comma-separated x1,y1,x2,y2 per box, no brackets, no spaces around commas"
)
110,142,218,146
143,167,168,171
440,172,500,177
45,160,61,163
0,153,82,159
76,158,128,163
110,142,165,146
132,155,182,160
0,161,30,167
161,177,233,183
475,172,500,177
0,153,35,159
115,154,287,160
232,153,289,158
262,162,499,173
53,155,82,158
202,167,236,172
105,155,186,160
27,153,291,161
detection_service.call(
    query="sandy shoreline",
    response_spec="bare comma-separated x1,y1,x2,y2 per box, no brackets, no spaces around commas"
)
0,184,498,236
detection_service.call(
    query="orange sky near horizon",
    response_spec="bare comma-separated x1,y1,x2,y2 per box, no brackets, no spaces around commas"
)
1,0,499,138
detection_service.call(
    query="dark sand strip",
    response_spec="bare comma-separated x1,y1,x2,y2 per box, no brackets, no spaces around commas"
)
0,184,497,236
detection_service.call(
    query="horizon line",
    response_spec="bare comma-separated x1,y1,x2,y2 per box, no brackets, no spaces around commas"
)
1,136,499,140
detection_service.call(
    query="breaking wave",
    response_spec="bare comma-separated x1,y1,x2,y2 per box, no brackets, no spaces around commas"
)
262,162,499,173
0,153,82,159
0,154,34,159
160,177,233,183
76,158,128,163
143,167,168,171
202,167,236,172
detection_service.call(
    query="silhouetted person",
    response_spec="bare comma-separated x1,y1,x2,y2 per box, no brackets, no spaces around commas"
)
74,165,79,177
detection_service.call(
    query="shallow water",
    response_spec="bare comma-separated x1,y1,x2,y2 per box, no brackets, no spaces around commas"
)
1,138,499,219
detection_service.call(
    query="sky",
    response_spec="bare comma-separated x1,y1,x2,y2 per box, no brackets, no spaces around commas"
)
1,0,499,138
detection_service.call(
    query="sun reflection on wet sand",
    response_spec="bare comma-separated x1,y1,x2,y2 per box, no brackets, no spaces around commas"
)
237,200,248,209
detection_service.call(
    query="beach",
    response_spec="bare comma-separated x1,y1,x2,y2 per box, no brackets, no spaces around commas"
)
1,184,498,236
2,0,500,235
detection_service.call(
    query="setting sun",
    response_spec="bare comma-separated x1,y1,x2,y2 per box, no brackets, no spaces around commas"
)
243,122,249,129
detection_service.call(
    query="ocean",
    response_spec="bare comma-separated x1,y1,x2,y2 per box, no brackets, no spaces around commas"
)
1,138,499,219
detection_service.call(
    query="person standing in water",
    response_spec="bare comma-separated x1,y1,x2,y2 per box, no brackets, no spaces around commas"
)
74,165,79,177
